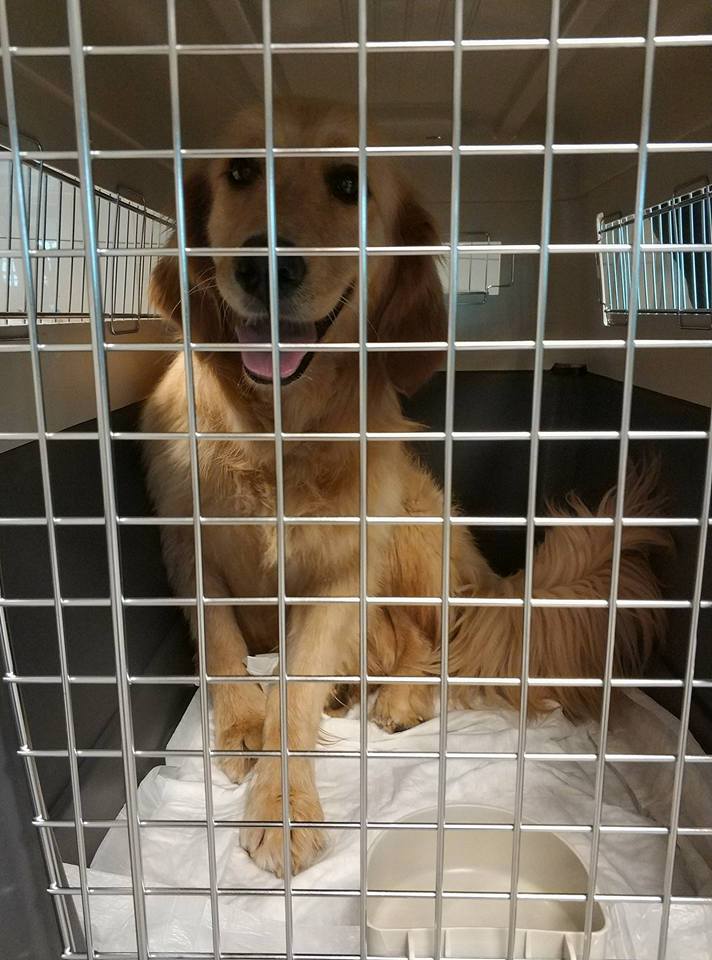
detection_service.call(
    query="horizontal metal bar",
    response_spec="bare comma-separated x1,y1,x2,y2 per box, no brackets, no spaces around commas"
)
1,513,701,529
9,673,709,692
1,429,711,447
5,425,710,442
5,139,711,166
3,241,711,258
47,884,679,904
47,943,706,960
653,33,712,46
0,516,105,525
0,597,113,607
48,939,708,960
7,34,712,58
3,596,710,610
3,337,712,356
33,817,707,838
18,742,700,763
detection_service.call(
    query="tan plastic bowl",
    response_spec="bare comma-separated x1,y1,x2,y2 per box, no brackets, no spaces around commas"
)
367,805,607,959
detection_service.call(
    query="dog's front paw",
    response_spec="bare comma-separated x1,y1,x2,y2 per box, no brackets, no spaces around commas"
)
242,759,326,876
370,682,436,733
243,821,326,878
215,683,266,783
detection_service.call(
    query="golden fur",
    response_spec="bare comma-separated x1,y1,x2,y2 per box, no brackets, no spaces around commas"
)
142,101,669,877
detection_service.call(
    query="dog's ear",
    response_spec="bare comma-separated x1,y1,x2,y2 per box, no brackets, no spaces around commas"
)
149,170,215,333
373,188,447,396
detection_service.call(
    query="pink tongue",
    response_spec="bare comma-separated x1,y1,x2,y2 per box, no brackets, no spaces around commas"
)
236,320,316,381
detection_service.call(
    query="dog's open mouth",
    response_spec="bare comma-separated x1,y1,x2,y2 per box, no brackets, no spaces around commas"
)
236,284,354,385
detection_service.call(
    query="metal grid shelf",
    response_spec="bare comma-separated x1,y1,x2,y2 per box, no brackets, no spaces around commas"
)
598,183,712,329
0,150,171,330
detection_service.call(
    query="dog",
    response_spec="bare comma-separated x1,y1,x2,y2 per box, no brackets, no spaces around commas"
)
142,100,669,877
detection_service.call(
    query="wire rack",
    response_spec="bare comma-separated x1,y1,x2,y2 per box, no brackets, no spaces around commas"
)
0,2,711,960
0,149,171,331
597,183,712,329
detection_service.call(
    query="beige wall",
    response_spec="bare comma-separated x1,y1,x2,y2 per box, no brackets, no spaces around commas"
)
0,319,167,454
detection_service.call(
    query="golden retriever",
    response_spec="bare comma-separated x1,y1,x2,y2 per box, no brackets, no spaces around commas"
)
142,100,668,877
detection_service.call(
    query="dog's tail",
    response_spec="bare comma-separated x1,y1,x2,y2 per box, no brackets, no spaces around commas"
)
448,459,672,719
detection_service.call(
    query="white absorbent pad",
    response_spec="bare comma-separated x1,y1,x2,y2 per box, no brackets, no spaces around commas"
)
65,680,712,958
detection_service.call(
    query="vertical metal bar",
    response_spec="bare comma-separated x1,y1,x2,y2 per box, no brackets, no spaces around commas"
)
612,230,622,312
505,4,560,958
99,195,110,317
65,2,150,955
658,212,667,311
5,147,13,312
701,194,709,311
68,186,77,315
165,2,222,955
676,203,685,310
433,2,463,958
633,224,640,313
656,393,712,958
582,2,659,957
604,243,614,321
120,203,127,318
123,200,133,317
260,3,295,956
111,196,120,321
54,180,63,314
651,215,659,311
123,199,132,318
80,201,87,318
134,201,147,318
145,215,157,315
134,205,144,318
641,217,650,312
25,167,35,313
688,200,698,310
0,609,76,952
38,162,49,315
670,206,679,311
0,5,94,953
706,193,712,311
356,2,369,958
108,199,115,307
672,207,680,314
623,224,632,313
109,193,121,326
626,223,634,313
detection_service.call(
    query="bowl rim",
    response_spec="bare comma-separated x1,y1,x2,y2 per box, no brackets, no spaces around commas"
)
366,802,607,938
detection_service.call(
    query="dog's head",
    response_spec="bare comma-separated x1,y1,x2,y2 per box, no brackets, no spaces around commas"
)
150,101,446,401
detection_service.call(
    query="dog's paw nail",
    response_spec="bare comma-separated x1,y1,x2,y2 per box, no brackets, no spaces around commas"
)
220,755,257,784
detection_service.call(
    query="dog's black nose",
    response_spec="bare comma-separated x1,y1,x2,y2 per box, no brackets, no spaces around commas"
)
234,234,306,304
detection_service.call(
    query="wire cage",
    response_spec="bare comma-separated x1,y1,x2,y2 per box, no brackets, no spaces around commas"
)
597,183,712,329
0,147,171,332
1,2,712,960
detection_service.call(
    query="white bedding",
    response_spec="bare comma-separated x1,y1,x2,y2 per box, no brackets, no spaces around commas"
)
65,674,712,958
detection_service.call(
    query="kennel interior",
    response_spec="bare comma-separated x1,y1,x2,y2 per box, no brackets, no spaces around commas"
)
1,1,711,959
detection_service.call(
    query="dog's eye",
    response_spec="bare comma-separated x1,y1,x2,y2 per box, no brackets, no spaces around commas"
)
326,164,363,204
228,158,260,187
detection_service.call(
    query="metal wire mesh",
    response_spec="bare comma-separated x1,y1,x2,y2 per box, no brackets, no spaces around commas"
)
598,183,712,329
0,151,170,330
0,2,710,960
